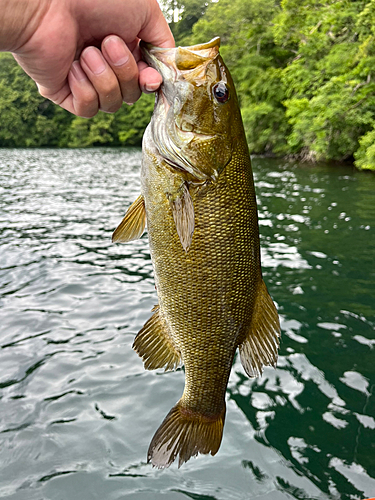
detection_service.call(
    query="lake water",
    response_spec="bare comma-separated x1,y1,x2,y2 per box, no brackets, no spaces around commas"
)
0,148,374,500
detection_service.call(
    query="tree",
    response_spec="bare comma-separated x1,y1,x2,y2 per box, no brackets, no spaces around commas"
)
0,53,73,147
1,0,375,170
161,0,209,45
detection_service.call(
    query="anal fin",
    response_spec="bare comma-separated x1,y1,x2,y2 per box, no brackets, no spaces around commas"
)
133,306,181,371
239,280,281,378
112,195,146,243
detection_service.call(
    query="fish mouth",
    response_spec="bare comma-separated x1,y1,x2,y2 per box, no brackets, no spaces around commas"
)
141,38,225,182
140,37,220,73
141,37,220,53
141,38,221,136
140,37,220,94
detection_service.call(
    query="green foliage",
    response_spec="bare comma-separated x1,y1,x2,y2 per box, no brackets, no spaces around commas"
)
189,0,290,154
188,0,375,168
116,94,154,145
67,113,115,148
354,128,375,170
0,52,72,147
163,0,209,45
65,94,154,148
1,0,375,170
0,52,153,149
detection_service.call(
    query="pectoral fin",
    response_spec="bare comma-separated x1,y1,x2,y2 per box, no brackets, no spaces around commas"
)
239,280,281,378
133,306,182,371
168,183,194,252
112,195,146,243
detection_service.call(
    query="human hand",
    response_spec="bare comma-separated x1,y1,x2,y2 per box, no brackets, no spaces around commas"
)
2,0,174,117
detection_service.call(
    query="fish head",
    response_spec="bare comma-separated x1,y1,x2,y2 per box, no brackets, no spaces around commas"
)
142,38,241,182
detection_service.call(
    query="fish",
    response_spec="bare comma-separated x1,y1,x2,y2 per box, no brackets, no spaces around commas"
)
112,37,281,468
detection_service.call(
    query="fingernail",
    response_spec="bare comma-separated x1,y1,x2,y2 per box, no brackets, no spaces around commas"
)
103,36,129,66
71,61,87,81
144,82,161,92
82,47,106,75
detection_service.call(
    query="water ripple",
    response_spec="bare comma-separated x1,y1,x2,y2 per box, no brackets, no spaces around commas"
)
0,150,374,500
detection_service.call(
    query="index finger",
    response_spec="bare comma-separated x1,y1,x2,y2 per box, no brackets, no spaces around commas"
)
102,36,142,104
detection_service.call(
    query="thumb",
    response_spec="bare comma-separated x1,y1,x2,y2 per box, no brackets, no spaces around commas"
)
138,0,175,48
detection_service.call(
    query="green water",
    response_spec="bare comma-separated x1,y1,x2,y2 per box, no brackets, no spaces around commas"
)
0,149,374,500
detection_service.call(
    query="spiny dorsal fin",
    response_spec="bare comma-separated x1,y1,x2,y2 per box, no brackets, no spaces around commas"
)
239,280,281,378
112,195,146,243
168,183,194,252
133,306,181,371
148,400,225,468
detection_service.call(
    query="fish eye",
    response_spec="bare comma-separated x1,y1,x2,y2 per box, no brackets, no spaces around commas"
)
212,82,229,103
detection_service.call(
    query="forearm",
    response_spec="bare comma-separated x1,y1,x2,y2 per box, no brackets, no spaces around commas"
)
0,0,50,52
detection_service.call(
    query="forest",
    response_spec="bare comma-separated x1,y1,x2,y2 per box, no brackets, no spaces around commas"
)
0,0,375,170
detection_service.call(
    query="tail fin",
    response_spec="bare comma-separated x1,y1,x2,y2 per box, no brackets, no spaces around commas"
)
148,400,226,468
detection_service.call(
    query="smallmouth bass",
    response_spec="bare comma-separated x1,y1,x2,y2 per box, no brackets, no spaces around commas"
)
113,37,281,468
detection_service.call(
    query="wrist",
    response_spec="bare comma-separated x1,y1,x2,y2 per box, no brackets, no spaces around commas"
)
0,0,51,52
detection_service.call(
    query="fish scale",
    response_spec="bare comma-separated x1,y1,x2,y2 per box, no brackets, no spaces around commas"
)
112,37,280,468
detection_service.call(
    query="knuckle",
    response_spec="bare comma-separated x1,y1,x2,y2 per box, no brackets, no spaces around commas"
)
106,83,121,99
101,100,122,114
75,102,98,118
74,85,97,105
120,67,138,84
99,87,122,113
81,88,98,106
37,87,49,99
74,92,99,118
122,88,142,105
39,88,66,106
80,110,98,119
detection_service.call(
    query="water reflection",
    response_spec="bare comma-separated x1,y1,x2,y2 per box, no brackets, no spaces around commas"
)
0,150,374,500
234,158,375,500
